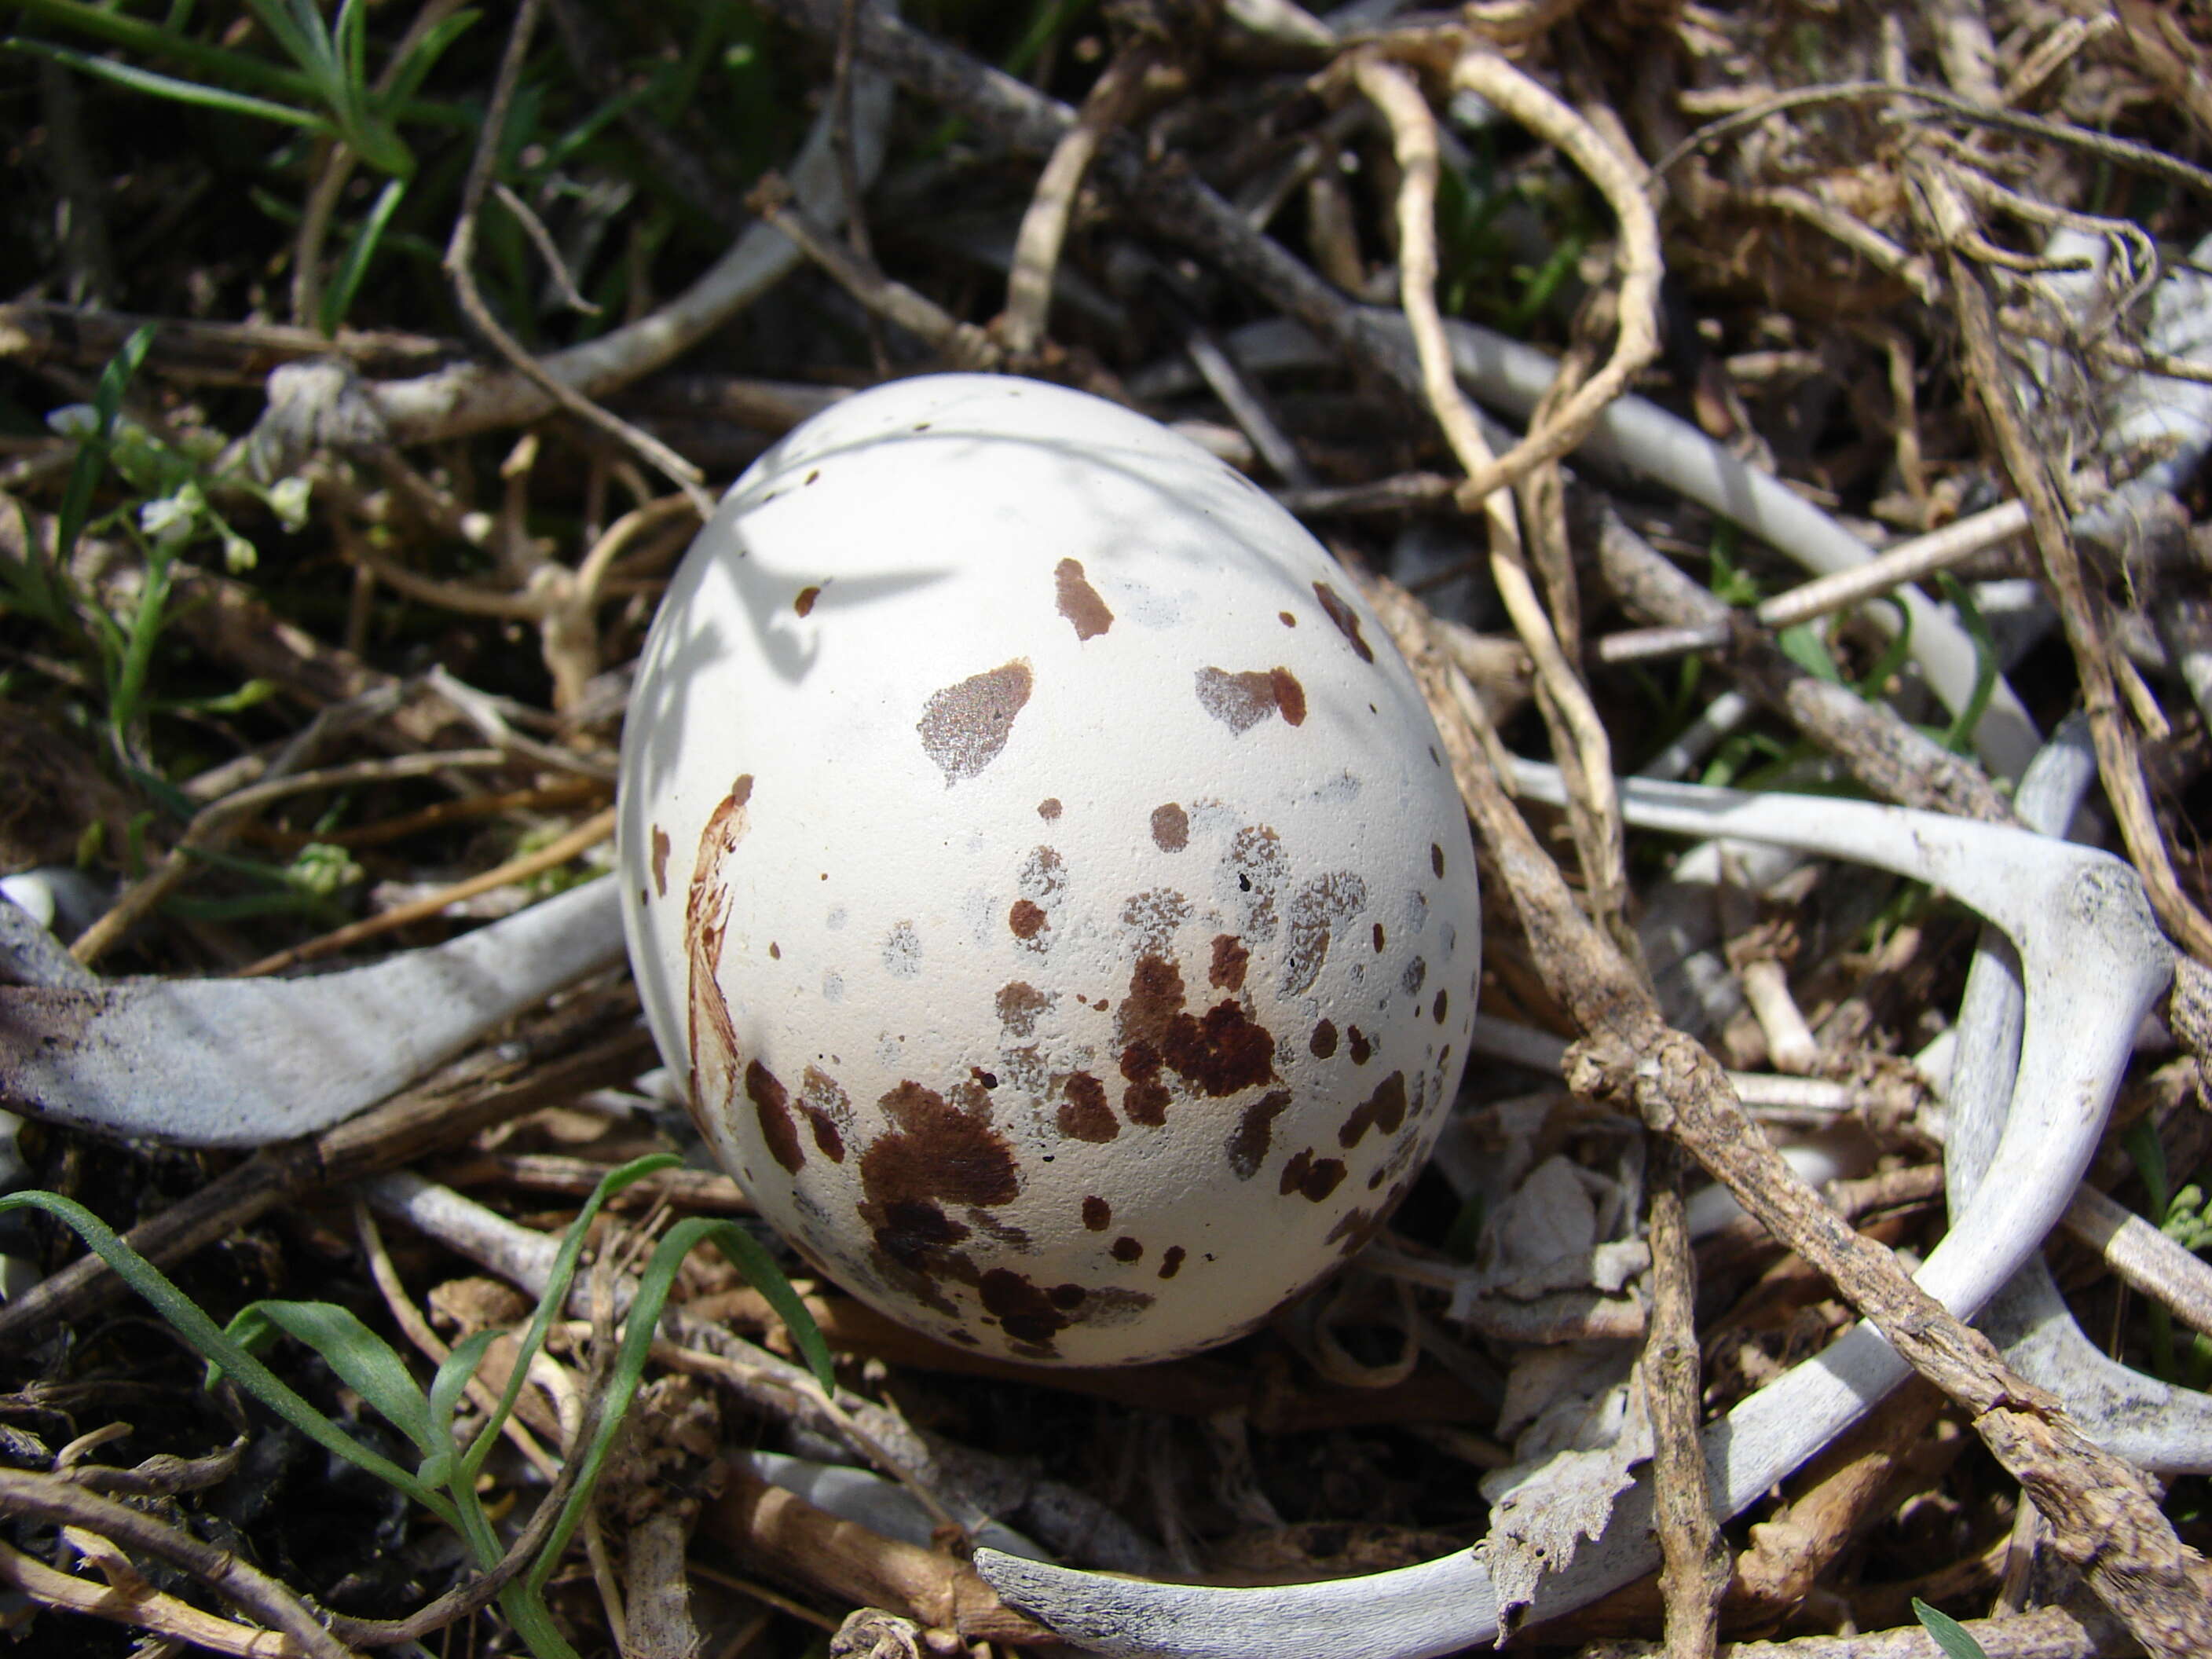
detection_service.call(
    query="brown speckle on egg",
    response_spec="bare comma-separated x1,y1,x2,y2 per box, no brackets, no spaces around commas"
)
1430,843,1445,877
768,941,781,959
1280,1148,1347,1201
1209,933,1248,991
1284,872,1366,994
1159,1247,1185,1280
1038,797,1062,820
1339,1071,1408,1149
795,584,822,617
917,660,1033,784
1151,803,1189,851
1349,1026,1373,1064
1280,610,1296,627
1082,1196,1111,1230
748,1060,804,1174
1226,1088,1292,1179
1057,1073,1119,1142
1309,1020,1339,1059
1111,1236,1143,1263
1195,666,1307,734
1055,558,1115,640
650,824,672,898
1311,580,1375,662
1433,990,1448,1024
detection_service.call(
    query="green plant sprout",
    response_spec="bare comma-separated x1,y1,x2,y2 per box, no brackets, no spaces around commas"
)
0,1153,833,1659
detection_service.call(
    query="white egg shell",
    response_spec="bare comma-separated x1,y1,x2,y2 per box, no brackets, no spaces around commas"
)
618,374,1480,1367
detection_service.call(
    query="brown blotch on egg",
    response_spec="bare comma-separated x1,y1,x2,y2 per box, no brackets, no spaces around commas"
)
978,1269,1072,1348
1373,923,1386,952
1309,1020,1339,1059
917,660,1033,784
1082,1196,1111,1231
1009,899,1047,940
1226,1088,1292,1180
1280,1148,1348,1202
1111,1236,1143,1263
1348,1026,1373,1064
768,942,781,960
1430,843,1445,878
859,1080,1020,1212
1159,1246,1186,1280
1055,558,1115,640
794,584,821,617
1312,581,1375,662
1339,1070,1408,1149
996,980,1050,1037
1195,666,1307,734
650,825,672,898
1209,933,1249,991
746,1060,804,1174
1057,1072,1119,1143
1151,803,1189,852
1434,990,1448,1024
1038,797,1062,820
1116,952,1276,1119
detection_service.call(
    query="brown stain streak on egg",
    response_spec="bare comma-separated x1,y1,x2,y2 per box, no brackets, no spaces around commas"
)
1339,1070,1408,1149
1280,1148,1348,1202
1057,1072,1119,1142
1194,667,1307,734
1209,933,1248,991
794,584,822,617
1284,872,1368,996
1312,581,1375,662
683,775,753,1141
1055,558,1115,640
917,660,1032,784
746,1060,804,1174
650,825,672,899
1226,1088,1292,1179
1151,803,1189,852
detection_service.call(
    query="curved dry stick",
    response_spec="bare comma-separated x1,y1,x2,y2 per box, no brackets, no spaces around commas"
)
977,771,2171,1657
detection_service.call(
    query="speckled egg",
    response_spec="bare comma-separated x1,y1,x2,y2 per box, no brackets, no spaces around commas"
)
617,375,1480,1366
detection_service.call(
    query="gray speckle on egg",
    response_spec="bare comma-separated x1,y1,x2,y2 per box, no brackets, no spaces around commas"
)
617,374,1481,1366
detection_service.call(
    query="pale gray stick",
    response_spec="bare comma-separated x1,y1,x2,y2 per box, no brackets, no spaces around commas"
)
0,878,626,1145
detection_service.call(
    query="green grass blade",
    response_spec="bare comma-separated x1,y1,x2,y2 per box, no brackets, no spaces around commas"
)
0,1192,449,1516
320,174,408,334
53,324,153,572
5,38,334,136
9,0,321,102
459,1152,682,1481
526,1214,836,1596
1934,573,1998,756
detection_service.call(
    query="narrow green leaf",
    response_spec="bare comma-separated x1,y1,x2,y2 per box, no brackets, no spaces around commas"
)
711,1222,836,1391
53,324,153,573
1934,573,1998,756
225,1299,438,1457
528,1214,837,1596
1911,1598,1992,1659
320,175,408,334
384,9,476,106
1775,621,1844,683
421,1328,500,1489
0,1192,448,1516
459,1152,682,1481
5,39,333,135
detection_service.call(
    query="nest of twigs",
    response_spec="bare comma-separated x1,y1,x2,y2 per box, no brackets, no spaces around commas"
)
4,1,2212,1656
